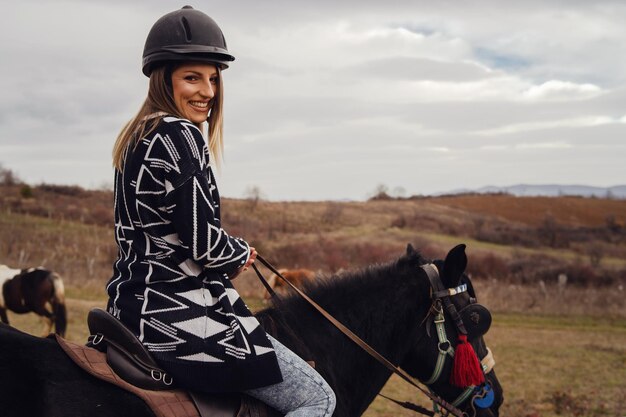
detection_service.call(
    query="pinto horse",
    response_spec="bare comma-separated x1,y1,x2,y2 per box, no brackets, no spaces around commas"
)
0,265,67,336
264,268,316,300
0,245,502,417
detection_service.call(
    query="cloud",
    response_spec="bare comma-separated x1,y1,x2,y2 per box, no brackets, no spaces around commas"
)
1,0,625,200
515,142,573,150
472,115,618,136
523,80,605,101
340,57,494,83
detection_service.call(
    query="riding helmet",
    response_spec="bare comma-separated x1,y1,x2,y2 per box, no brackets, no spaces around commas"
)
142,5,235,76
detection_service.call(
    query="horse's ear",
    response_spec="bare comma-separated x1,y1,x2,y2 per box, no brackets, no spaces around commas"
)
441,244,467,288
402,243,421,266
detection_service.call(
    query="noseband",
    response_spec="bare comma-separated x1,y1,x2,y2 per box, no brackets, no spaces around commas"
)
420,264,497,415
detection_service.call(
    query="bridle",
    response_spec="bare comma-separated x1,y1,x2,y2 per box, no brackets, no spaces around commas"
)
253,255,497,417
419,264,498,416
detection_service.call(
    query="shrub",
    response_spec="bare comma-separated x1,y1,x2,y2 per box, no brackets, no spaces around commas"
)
468,252,509,280
38,183,86,197
20,185,33,199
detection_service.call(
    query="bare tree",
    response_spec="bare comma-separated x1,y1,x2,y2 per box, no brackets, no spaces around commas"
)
391,186,406,198
0,163,21,186
369,184,391,200
538,213,558,247
244,185,264,210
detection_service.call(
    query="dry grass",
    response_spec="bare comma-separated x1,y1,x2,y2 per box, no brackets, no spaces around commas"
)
0,211,115,292
478,280,626,319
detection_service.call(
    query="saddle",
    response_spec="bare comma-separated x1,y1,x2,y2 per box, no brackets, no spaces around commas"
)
57,308,279,417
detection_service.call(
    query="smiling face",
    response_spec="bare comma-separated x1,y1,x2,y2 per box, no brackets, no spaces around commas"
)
171,63,219,124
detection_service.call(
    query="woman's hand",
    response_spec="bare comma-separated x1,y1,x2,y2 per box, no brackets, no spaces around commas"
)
230,247,257,280
246,247,258,268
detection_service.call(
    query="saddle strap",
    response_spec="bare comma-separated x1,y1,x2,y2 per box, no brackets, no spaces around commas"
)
55,335,200,417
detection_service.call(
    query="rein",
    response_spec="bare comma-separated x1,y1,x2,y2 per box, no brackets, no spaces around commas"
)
252,255,465,417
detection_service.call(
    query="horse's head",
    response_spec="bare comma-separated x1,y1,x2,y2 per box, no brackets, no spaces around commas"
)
401,244,503,417
263,268,316,300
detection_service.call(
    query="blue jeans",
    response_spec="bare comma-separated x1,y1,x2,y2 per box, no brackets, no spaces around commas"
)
245,335,336,417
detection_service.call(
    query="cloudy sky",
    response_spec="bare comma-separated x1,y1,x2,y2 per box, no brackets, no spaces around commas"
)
1,0,625,200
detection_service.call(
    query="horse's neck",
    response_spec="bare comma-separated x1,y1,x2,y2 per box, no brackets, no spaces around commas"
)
272,267,430,417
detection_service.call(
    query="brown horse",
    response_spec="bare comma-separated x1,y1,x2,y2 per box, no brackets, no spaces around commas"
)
264,268,316,300
0,265,67,336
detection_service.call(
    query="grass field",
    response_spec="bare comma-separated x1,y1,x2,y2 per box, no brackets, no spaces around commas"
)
7,295,626,417
365,313,626,417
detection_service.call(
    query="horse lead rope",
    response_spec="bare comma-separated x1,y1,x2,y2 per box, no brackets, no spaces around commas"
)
252,255,465,417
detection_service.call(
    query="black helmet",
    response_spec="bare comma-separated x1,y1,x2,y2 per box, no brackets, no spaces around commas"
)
142,6,235,76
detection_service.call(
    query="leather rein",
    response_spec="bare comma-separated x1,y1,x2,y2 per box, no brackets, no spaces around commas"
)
252,255,465,417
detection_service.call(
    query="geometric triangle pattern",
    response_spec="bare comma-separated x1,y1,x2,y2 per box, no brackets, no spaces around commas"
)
176,288,218,307
136,165,165,196
144,234,175,259
139,317,185,352
224,288,242,306
136,200,171,228
144,132,182,175
218,324,252,360
145,261,188,284
141,288,188,314
253,344,274,356
177,352,223,363
172,316,230,339
238,316,261,335
106,116,280,390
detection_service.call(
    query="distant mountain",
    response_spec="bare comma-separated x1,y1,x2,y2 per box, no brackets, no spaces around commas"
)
440,184,626,199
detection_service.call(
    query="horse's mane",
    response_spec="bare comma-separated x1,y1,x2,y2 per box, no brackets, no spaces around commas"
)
273,246,427,302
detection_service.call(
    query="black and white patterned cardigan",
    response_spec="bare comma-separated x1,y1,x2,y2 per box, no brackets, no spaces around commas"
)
106,116,282,392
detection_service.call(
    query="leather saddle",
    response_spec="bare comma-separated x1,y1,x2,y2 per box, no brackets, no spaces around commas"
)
85,308,279,417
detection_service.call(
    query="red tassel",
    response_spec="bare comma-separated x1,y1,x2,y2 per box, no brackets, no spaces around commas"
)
450,335,485,387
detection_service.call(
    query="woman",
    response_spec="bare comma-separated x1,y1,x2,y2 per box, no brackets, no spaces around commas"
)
106,6,335,416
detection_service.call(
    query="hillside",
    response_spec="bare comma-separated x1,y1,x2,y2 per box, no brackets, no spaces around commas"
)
2,183,626,417
1,183,625,295
429,194,625,227
444,184,626,199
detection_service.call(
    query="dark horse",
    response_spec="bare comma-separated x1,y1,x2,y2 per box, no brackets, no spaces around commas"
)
0,265,67,337
0,245,502,417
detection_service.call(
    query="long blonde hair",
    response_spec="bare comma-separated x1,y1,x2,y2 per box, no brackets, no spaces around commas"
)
112,65,225,171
